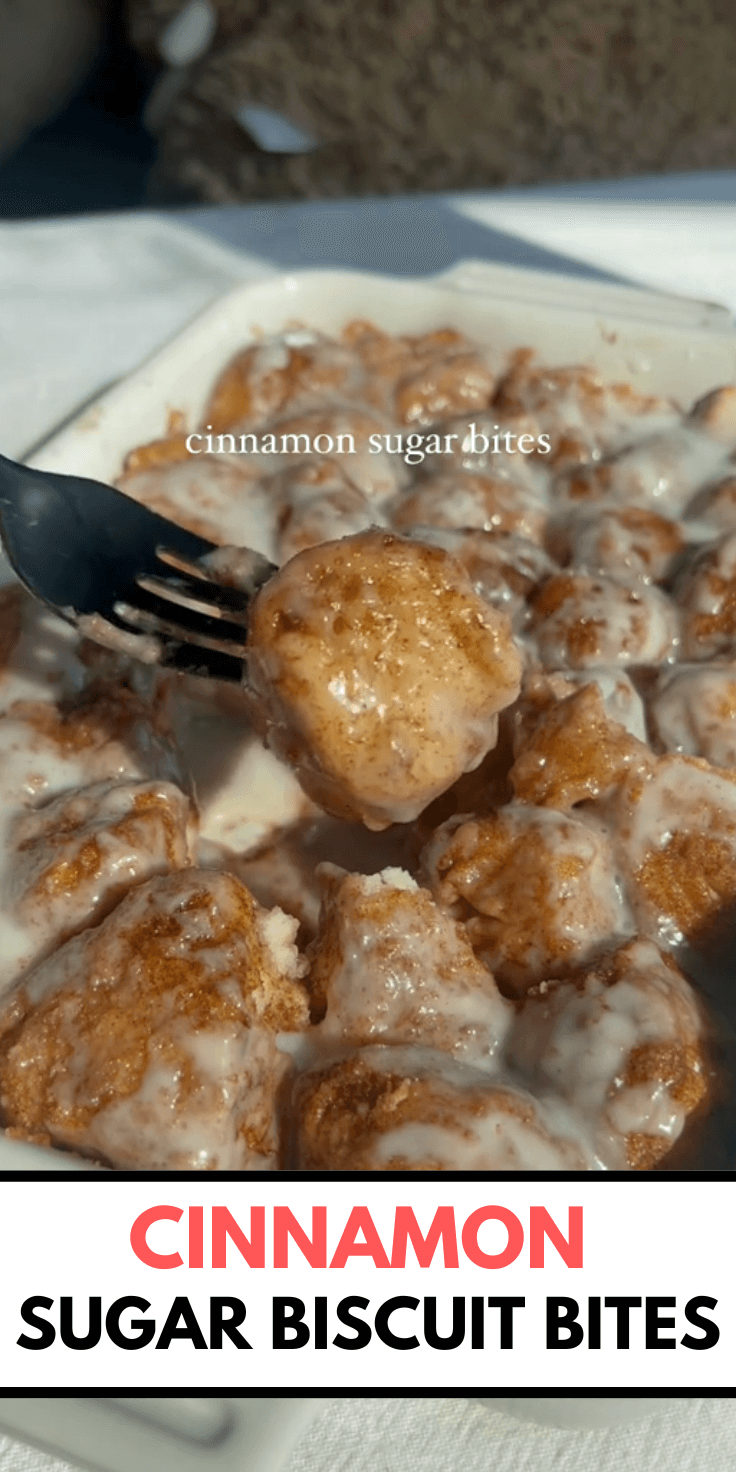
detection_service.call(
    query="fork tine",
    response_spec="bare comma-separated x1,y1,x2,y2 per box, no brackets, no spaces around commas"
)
136,570,251,619
114,599,247,657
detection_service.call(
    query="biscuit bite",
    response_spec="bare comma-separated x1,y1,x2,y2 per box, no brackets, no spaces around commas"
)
0,683,187,992
245,529,522,830
509,682,653,809
554,427,726,517
5,778,193,990
390,470,548,544
509,938,708,1169
272,459,386,563
0,870,308,1169
647,663,736,768
406,527,555,628
423,804,632,992
530,571,679,668
556,505,684,584
614,754,736,948
677,531,736,660
308,864,510,1065
293,1046,595,1170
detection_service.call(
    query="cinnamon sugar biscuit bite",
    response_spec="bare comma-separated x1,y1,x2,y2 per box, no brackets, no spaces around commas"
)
493,354,677,460
0,870,308,1169
530,571,679,669
389,470,548,544
554,505,685,584
293,1047,595,1170
117,456,269,546
341,322,497,423
5,778,193,989
677,531,736,660
512,667,648,749
273,459,386,563
647,663,736,767
423,804,632,992
509,682,653,810
509,938,708,1169
308,864,510,1064
555,427,727,517
245,529,522,830
405,527,555,627
255,405,409,504
203,331,368,431
613,754,736,949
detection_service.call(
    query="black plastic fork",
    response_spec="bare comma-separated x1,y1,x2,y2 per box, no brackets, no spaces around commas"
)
0,454,275,681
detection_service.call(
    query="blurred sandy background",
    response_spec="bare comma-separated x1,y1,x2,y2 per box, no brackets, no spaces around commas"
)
2,0,736,216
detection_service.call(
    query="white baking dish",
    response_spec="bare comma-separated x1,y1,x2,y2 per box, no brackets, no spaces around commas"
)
1,259,735,1172
22,259,736,489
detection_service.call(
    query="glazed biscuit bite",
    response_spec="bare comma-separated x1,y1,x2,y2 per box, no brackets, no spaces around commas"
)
687,385,736,446
117,456,270,547
509,682,653,809
647,663,736,768
203,332,367,432
342,323,496,423
293,1046,595,1170
614,754,736,948
509,938,707,1169
273,459,386,563
677,531,736,659
308,864,510,1065
512,936,706,1165
557,506,684,584
0,870,308,1169
555,427,727,517
530,572,679,669
0,683,186,990
407,527,556,627
423,804,632,992
425,414,548,494
245,529,522,830
3,778,193,990
394,348,496,427
255,405,409,504
512,666,648,750
389,470,548,543
494,354,676,457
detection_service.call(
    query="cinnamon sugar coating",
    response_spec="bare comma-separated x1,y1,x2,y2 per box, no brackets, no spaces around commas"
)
0,870,308,1169
530,571,679,668
293,1047,593,1170
423,804,632,992
509,682,652,809
614,754,736,947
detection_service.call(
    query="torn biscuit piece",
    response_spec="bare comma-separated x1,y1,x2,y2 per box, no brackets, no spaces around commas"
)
308,863,510,1065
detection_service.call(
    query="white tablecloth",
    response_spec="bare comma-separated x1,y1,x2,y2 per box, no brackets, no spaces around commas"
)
1,1399,734,1472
